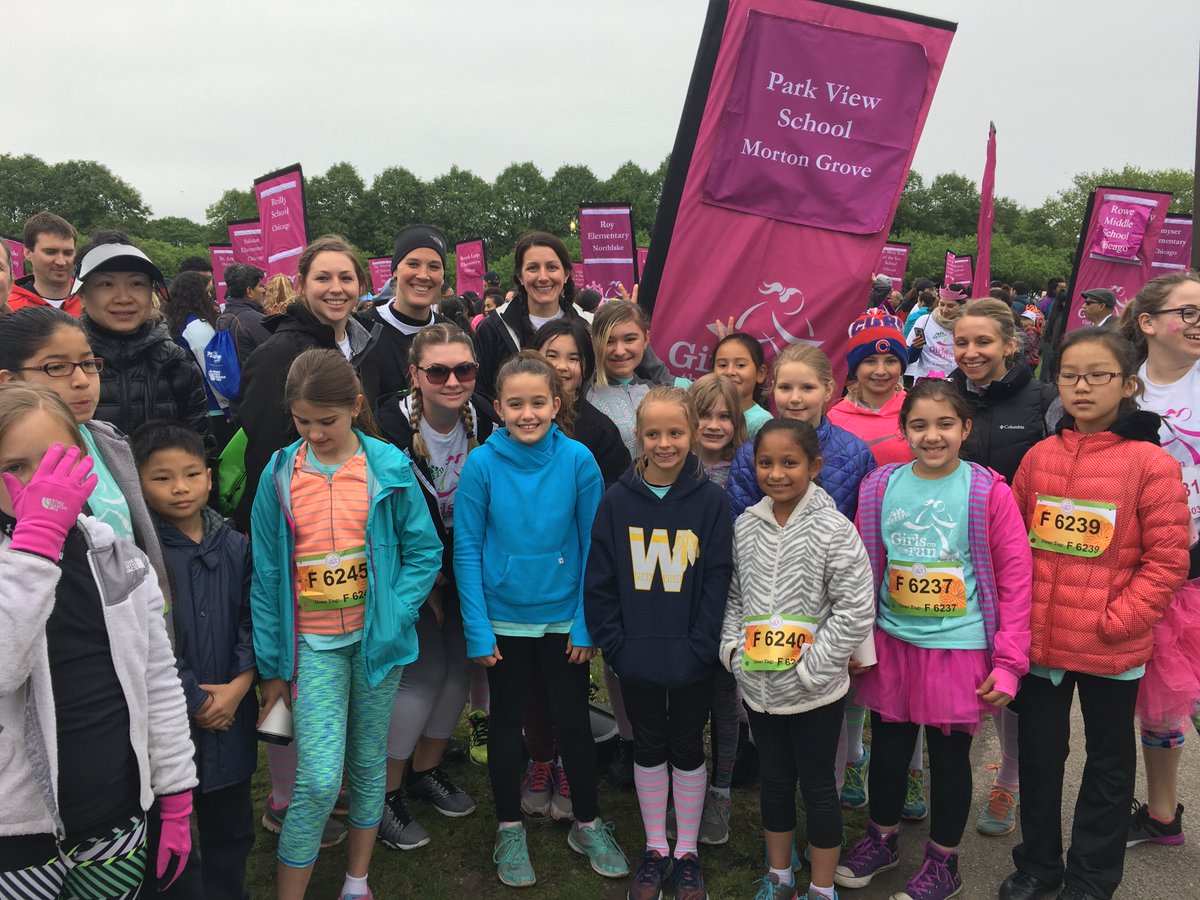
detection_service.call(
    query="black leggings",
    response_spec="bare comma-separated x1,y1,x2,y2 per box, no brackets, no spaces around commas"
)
488,633,599,822
869,712,973,848
622,677,714,771
746,697,844,848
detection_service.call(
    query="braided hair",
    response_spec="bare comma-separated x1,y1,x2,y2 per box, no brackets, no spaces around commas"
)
408,324,479,468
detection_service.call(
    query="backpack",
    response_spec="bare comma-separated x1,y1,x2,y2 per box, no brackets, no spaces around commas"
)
216,427,247,516
204,319,241,404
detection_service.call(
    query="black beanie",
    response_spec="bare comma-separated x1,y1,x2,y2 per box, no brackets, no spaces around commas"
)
392,224,447,273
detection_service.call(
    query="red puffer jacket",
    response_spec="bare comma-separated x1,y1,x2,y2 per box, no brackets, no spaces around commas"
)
1011,411,1189,675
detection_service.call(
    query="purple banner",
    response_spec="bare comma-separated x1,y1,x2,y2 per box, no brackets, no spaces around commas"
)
573,261,596,293
254,165,308,279
1152,215,1193,272
1087,194,1153,261
3,236,24,280
876,241,909,289
227,220,267,270
579,205,635,299
368,258,393,294
701,10,930,234
209,245,236,307
944,250,973,287
455,239,486,296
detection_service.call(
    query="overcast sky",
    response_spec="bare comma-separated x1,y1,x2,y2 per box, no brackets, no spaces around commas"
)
9,1,1197,223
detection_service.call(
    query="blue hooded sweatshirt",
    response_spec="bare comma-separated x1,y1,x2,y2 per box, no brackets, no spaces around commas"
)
453,423,603,658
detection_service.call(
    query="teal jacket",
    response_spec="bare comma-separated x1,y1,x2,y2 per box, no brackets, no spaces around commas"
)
250,432,442,688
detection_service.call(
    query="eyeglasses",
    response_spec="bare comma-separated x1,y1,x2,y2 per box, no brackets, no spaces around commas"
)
14,358,105,377
1082,298,1106,306
1053,371,1123,386
416,362,478,385
1146,306,1200,325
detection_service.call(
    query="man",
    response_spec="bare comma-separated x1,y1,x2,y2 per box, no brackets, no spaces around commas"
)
218,264,269,367
9,211,80,315
1081,288,1119,329
177,255,214,296
1037,277,1065,316
1010,280,1033,317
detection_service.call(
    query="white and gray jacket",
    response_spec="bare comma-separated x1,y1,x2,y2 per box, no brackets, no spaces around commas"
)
720,486,875,716
0,516,197,840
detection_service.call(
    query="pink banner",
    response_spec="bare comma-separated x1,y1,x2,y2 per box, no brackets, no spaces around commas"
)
227,219,267,270
944,251,973,288
573,261,596,293
1087,194,1153,261
368,258,393,294
455,239,486,296
637,247,649,279
1152,215,1193,272
972,123,996,298
876,241,909,289
701,10,930,234
645,0,954,385
1067,187,1172,330
579,205,636,299
3,236,24,280
254,164,308,279
209,245,235,307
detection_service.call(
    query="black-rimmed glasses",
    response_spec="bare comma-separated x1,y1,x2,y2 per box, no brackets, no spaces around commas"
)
14,358,105,377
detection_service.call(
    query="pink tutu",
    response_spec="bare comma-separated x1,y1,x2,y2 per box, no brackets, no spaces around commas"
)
854,629,992,735
1137,578,1200,729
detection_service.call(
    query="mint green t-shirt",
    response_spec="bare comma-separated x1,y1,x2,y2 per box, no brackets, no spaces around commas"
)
878,462,986,649
81,426,134,541
743,404,773,437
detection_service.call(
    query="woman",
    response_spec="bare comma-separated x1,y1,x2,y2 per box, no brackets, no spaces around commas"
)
164,270,235,448
906,285,967,380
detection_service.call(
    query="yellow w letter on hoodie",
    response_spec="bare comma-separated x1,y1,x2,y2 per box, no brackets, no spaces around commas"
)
628,527,699,593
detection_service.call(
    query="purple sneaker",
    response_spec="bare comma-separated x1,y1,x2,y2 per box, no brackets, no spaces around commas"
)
891,842,962,900
834,821,899,889
1126,801,1185,847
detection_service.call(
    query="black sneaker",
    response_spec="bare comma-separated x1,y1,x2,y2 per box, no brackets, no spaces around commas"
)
609,738,635,789
407,766,477,817
672,852,707,900
377,797,430,851
1126,800,1185,847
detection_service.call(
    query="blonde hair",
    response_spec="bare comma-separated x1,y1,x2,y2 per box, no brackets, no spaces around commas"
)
591,300,647,387
688,373,746,461
953,298,1021,362
263,274,295,314
0,382,87,451
408,324,480,467
773,344,834,385
1119,271,1200,364
634,385,698,478
284,348,380,438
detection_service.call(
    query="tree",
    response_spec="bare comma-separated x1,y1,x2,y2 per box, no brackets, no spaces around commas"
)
0,154,148,234
491,162,551,249
546,164,601,237
363,166,428,255
425,166,493,248
141,216,210,248
204,189,257,243
307,162,369,246
1044,166,1193,251
600,161,661,235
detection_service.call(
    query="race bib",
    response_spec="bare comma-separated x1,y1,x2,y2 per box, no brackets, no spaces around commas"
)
742,613,816,671
1028,495,1117,558
297,545,368,611
1182,464,1200,527
887,560,967,617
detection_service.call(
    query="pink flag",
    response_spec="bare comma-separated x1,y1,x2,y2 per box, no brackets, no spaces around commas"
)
972,122,996,298
944,251,974,288
209,245,236,306
641,0,955,384
637,247,649,279
368,258,393,294
876,241,910,289
3,236,24,281
579,206,636,299
227,219,267,269
1152,215,1193,272
254,164,308,279
1066,187,1172,330
455,239,486,296
573,261,595,293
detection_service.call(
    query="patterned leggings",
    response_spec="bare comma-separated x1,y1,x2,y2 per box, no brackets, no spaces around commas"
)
1139,706,1200,749
0,815,146,900
278,640,402,868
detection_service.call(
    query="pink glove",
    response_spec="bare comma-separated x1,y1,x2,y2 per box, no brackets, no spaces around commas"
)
3,443,96,560
155,792,193,890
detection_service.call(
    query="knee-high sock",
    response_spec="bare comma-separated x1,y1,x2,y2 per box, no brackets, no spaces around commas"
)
634,763,670,854
672,764,709,857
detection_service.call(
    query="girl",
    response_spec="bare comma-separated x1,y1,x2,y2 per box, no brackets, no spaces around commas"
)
949,297,1057,837
0,382,198,898
586,386,734,900
906,287,966,380
837,378,1033,900
1120,272,1200,848
690,373,747,489
729,344,875,522
375,324,496,851
588,300,656,459
828,308,914,466
723,419,874,900
1002,327,1189,900
250,349,441,900
454,351,628,888
713,332,771,437
165,270,236,446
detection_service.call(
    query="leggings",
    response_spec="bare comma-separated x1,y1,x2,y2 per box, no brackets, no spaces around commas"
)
523,655,558,762
280,640,402,868
622,677,714,771
387,598,473,759
0,815,146,900
710,668,740,789
747,698,845,848
489,633,599,822
869,713,973,848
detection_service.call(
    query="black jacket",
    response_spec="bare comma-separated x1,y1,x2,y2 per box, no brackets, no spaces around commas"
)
234,303,380,531
951,363,1058,483
218,296,271,369
355,304,451,405
473,297,590,403
584,454,734,689
83,316,214,453
573,395,631,488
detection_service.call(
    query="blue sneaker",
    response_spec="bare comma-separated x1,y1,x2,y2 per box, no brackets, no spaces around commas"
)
568,819,629,878
841,751,869,809
754,873,799,900
494,824,535,888
903,768,928,821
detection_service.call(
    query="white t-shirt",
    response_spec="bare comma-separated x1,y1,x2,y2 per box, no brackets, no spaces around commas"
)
1139,360,1200,531
398,395,476,528
906,313,956,378
336,334,352,359
528,310,565,331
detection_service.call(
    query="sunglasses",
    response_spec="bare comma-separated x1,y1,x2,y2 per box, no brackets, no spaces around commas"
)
416,362,478,385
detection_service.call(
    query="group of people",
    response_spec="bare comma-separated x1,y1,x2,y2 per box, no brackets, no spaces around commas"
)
0,206,1198,900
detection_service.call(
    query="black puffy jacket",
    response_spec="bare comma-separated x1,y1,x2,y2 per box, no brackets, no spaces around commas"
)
83,316,213,451
951,363,1058,483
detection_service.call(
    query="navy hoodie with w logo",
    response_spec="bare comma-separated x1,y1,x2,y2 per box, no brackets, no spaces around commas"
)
585,454,734,689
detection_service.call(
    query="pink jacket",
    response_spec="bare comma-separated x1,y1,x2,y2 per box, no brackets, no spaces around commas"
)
828,392,913,466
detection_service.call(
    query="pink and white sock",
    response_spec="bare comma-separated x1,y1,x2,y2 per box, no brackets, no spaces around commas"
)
266,742,297,809
634,762,670,853
672,764,708,857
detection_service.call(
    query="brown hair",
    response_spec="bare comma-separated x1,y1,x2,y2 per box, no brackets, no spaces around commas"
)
23,210,76,250
634,385,699,478
494,349,577,437
0,381,87,450
284,348,380,438
1118,271,1200,364
408,324,480,467
899,377,972,429
591,300,648,387
688,373,747,461
296,235,368,305
953,297,1022,363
